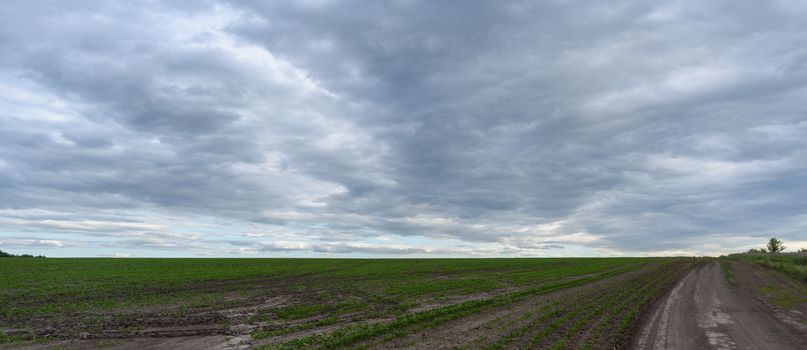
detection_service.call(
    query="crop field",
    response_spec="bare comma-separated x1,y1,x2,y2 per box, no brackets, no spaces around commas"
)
0,257,700,349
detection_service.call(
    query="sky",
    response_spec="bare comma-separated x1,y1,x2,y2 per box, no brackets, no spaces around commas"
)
1,0,806,258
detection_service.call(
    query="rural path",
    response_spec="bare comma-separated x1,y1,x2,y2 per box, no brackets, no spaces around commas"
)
634,261,807,350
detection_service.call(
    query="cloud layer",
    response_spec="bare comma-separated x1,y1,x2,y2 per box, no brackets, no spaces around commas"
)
2,0,807,257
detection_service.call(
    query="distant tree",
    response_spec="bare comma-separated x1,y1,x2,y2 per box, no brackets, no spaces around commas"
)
767,237,785,254
799,248,807,253
0,249,44,258
747,248,765,254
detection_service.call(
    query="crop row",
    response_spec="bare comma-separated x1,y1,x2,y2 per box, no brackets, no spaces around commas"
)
254,260,694,349
496,260,687,349
396,258,691,350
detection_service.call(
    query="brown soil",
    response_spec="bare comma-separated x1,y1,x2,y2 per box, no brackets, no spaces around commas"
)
8,335,252,350
633,260,807,350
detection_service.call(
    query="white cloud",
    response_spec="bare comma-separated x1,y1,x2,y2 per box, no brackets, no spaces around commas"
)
0,238,79,248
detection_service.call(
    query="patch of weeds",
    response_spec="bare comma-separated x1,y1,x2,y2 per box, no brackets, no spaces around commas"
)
758,285,807,309
96,339,116,348
273,303,333,320
392,300,417,314
548,339,566,350
719,259,734,284
335,299,368,313
251,316,339,340
0,333,17,345
0,333,58,346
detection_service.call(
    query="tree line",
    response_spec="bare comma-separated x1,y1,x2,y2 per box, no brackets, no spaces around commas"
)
0,249,45,258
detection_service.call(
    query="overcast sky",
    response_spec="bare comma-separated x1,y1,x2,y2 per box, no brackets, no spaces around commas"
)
1,0,806,258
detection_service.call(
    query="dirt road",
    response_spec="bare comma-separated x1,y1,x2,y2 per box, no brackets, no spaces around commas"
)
634,260,807,350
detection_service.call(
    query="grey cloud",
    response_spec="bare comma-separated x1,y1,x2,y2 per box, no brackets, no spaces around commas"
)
230,0,807,250
2,0,807,256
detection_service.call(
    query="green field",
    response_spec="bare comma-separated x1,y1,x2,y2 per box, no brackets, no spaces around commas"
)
0,257,699,349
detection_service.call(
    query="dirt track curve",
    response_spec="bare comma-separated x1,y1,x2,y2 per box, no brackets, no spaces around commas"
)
634,260,807,350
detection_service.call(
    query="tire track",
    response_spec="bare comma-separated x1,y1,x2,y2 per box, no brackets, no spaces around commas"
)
634,261,807,350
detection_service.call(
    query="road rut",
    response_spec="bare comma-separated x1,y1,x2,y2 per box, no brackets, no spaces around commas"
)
635,261,807,350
